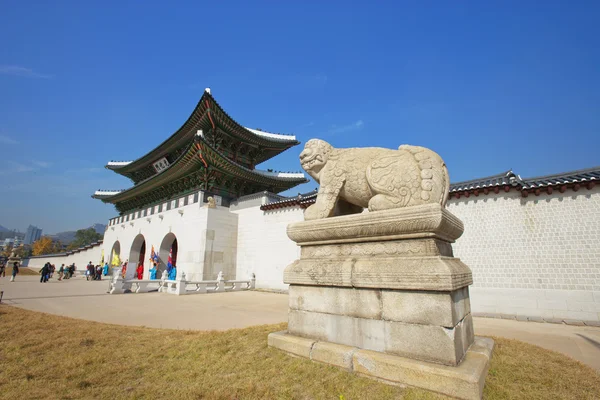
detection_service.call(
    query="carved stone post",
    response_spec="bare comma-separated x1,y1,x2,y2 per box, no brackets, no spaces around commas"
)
159,270,168,293
175,272,187,296
216,270,225,292
110,272,124,294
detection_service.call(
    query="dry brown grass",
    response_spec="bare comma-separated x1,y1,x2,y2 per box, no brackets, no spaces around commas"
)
0,304,598,400
14,267,40,276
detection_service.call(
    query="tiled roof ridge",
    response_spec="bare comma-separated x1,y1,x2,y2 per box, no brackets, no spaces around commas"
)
105,89,299,172
260,189,318,210
450,170,516,187
206,91,298,143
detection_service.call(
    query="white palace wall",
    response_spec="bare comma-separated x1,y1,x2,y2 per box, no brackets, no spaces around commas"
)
448,186,600,322
232,194,304,290
23,243,103,271
233,186,600,321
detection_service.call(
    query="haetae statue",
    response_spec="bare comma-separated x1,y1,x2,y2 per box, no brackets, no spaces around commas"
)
271,138,493,398
299,139,449,220
206,196,216,208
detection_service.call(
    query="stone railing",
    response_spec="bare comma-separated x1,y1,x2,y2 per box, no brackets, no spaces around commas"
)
109,270,255,296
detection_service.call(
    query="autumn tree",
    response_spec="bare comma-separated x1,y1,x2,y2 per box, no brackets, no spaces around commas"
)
32,237,62,256
67,228,102,250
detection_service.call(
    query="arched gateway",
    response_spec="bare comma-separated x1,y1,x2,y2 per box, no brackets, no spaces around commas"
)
159,233,178,279
128,234,146,279
110,241,121,267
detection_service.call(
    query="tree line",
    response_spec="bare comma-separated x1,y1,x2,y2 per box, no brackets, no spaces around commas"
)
1,228,102,258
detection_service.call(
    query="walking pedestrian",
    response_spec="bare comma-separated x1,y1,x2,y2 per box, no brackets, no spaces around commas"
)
10,261,19,282
58,264,64,281
86,261,94,281
0,262,5,278
40,262,50,283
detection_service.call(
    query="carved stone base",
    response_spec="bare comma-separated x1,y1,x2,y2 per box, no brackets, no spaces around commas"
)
272,206,493,397
268,331,494,400
288,286,474,366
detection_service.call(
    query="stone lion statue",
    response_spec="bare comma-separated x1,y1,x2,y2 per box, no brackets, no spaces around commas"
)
206,196,216,208
299,139,450,220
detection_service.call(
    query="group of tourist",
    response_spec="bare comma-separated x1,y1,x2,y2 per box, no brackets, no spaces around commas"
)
39,262,54,282
1,259,178,282
39,262,77,282
117,261,171,280
85,261,110,281
0,261,20,282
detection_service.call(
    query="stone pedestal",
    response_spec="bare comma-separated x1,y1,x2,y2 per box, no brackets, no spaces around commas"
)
269,204,494,400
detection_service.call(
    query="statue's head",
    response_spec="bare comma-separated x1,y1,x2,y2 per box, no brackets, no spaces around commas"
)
300,139,333,180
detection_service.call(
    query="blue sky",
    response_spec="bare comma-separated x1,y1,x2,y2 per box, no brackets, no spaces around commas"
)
0,1,598,233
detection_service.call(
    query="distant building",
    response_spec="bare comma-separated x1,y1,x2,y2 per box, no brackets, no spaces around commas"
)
3,236,22,248
24,225,43,245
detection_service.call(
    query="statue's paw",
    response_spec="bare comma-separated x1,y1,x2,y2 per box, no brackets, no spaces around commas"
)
303,204,320,220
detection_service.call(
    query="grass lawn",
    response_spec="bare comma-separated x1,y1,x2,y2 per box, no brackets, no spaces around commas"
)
12,267,40,276
0,305,599,399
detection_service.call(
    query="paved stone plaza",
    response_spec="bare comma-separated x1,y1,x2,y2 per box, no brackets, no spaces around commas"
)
0,275,287,331
1,275,599,371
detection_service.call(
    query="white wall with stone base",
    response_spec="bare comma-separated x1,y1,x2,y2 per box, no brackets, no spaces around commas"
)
22,243,103,270
234,186,599,321
232,195,303,291
448,187,600,322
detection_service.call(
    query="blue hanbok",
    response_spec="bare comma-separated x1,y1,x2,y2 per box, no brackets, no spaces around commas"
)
149,267,157,280
168,267,177,280
102,263,109,276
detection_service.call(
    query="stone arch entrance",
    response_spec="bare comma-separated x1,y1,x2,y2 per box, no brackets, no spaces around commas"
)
128,234,146,279
110,241,121,267
159,233,178,279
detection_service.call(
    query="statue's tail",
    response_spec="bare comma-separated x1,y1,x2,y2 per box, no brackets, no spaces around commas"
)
441,163,450,207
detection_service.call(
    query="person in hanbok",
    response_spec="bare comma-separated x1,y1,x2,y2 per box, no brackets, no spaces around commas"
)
121,262,128,278
168,265,177,280
149,263,157,280
102,262,109,276
136,263,144,280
